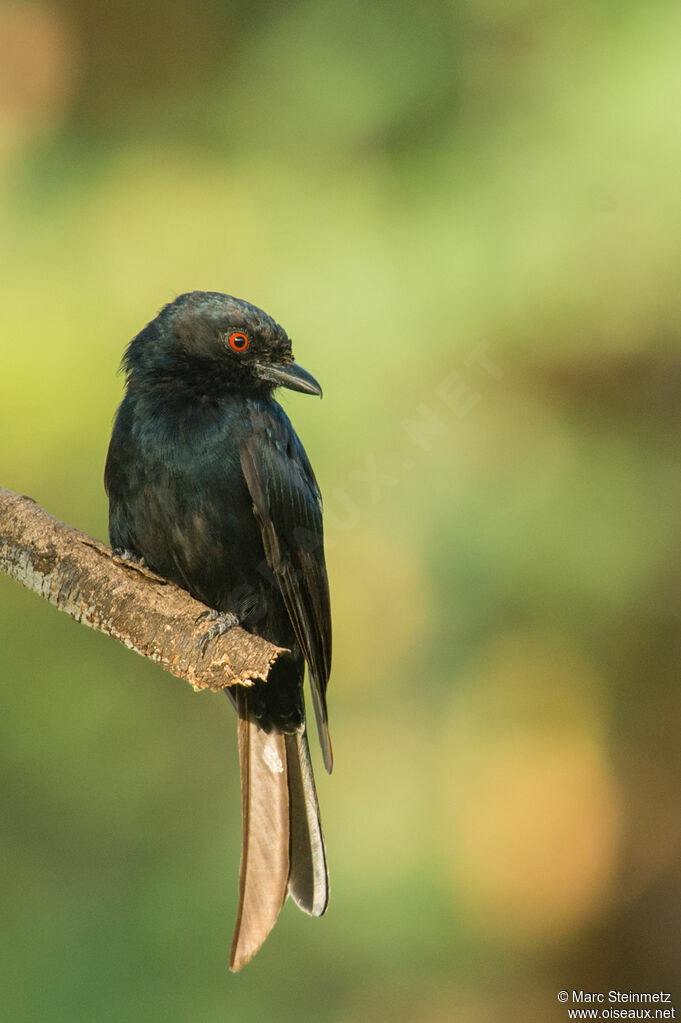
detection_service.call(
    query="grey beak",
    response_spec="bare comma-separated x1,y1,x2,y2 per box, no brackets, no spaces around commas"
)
256,361,323,397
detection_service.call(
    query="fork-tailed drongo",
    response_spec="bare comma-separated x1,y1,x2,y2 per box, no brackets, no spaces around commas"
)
104,291,332,970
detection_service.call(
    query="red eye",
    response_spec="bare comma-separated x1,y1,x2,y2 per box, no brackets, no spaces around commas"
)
228,332,249,352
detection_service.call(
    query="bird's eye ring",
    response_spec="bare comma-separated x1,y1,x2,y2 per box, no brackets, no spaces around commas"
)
228,332,249,352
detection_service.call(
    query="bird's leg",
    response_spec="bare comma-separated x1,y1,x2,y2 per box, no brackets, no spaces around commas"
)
196,608,240,657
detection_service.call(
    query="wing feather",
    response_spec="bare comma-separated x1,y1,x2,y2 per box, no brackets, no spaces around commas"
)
240,402,333,772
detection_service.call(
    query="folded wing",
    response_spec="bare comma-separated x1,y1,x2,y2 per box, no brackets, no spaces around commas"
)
240,402,333,772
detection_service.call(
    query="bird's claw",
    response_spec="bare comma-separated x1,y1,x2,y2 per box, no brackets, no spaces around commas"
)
196,609,239,658
113,547,147,568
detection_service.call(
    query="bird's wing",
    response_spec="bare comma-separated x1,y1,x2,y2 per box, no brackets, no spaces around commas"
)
240,402,333,772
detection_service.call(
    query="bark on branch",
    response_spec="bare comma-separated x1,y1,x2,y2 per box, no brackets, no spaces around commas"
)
0,486,283,691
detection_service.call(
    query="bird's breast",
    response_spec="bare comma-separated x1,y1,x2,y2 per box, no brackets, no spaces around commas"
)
109,393,270,615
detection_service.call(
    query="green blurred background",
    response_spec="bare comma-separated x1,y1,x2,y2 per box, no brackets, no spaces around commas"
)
1,1,681,1020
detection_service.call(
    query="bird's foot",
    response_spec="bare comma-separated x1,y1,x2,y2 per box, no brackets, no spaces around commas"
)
196,609,239,658
112,548,169,585
113,547,147,568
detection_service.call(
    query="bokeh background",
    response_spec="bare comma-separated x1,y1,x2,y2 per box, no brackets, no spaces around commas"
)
1,1,681,1020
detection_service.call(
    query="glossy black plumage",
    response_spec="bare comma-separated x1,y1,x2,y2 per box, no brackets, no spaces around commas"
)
104,291,332,969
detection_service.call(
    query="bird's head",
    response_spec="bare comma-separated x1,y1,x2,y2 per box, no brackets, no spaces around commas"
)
123,291,322,398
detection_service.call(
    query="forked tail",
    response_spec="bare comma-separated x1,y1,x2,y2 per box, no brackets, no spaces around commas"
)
230,692,328,971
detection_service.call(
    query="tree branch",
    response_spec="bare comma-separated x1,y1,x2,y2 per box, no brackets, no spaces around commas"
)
0,485,283,691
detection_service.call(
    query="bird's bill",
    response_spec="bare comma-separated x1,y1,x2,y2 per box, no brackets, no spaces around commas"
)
255,361,323,397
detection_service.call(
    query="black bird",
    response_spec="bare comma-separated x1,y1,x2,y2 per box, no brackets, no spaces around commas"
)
104,291,332,970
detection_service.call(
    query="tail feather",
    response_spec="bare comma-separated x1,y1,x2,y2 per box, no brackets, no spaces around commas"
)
286,729,329,917
229,704,290,972
229,690,329,971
